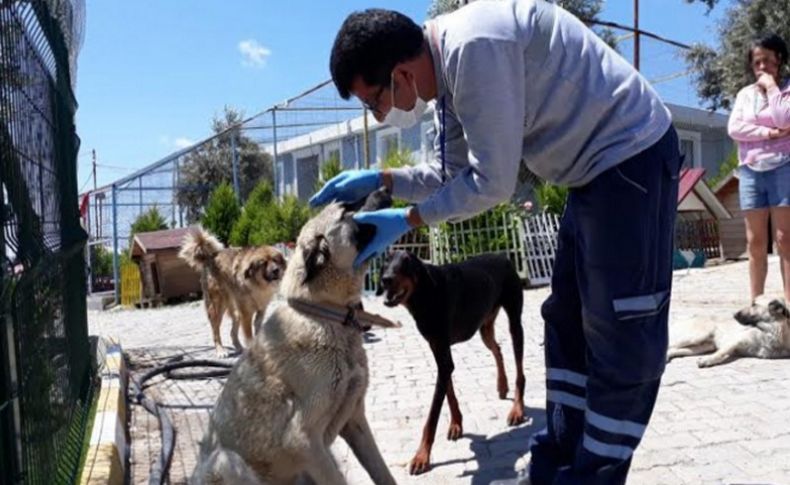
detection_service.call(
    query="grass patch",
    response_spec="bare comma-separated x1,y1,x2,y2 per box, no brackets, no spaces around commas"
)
73,380,100,484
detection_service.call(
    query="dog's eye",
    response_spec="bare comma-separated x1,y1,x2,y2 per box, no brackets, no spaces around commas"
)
381,276,393,286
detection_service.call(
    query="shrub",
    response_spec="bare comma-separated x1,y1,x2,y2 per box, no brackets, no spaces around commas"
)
201,182,241,245
534,183,568,216
230,180,274,246
248,195,311,246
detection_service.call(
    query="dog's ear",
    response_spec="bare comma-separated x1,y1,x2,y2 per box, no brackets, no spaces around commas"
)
768,299,790,320
302,236,330,284
733,306,761,327
244,260,262,279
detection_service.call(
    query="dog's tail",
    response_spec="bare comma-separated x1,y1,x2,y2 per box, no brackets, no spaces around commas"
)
179,226,224,270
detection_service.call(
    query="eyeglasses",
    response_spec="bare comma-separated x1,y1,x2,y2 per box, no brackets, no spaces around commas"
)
360,85,386,115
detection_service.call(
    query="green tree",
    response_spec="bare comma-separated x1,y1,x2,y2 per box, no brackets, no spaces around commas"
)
126,206,169,262
685,0,790,110
230,180,274,246
202,182,241,245
707,149,739,188
90,245,114,276
130,206,168,241
249,196,311,246
176,106,274,222
315,153,343,193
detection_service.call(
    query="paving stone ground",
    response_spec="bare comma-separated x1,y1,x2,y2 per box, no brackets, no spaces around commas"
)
89,256,790,485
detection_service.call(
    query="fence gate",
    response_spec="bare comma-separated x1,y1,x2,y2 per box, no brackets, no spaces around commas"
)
522,212,561,287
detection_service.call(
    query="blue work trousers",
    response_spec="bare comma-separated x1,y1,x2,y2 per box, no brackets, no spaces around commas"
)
530,127,682,485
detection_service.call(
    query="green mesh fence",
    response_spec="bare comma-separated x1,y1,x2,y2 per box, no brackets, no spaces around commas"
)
0,1,93,483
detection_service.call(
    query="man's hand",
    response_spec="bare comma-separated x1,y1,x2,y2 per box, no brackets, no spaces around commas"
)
309,169,381,207
352,208,413,268
756,72,778,93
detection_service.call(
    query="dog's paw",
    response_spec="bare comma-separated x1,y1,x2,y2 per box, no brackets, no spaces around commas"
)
697,357,715,368
507,405,526,426
408,450,431,475
447,422,463,441
498,384,509,400
215,347,229,359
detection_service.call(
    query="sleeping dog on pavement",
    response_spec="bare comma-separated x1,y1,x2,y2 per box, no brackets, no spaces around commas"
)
377,250,526,475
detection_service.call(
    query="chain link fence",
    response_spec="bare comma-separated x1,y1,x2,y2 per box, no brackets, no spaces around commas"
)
81,80,371,302
1,0,92,483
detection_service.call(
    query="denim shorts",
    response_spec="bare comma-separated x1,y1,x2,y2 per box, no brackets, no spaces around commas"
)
739,162,790,210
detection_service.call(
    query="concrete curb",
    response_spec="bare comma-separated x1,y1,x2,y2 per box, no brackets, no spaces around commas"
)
80,337,128,485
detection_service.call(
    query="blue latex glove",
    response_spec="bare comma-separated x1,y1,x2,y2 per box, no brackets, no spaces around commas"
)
309,169,382,207
352,208,411,268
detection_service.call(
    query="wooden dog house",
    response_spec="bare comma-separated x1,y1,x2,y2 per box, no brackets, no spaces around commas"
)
130,227,200,305
675,168,731,260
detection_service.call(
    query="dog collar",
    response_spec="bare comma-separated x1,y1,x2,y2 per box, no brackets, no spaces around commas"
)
286,299,402,332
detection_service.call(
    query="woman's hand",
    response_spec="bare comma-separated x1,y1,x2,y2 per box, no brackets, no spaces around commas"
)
756,72,778,92
768,127,790,139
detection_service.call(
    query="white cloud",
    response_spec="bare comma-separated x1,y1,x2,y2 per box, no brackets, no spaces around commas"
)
174,137,195,149
159,135,196,150
238,39,271,68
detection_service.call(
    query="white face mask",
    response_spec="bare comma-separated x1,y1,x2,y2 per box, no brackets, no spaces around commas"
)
384,74,427,129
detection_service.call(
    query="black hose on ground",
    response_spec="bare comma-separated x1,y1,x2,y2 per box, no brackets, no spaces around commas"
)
130,358,235,485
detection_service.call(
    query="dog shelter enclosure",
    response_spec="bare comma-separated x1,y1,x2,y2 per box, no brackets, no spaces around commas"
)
0,1,94,483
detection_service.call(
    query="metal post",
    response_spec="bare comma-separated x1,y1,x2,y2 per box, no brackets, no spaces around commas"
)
171,160,177,228
363,108,370,168
0,194,23,484
634,0,640,71
272,109,279,198
175,158,183,227
231,129,241,201
111,184,120,304
138,177,143,216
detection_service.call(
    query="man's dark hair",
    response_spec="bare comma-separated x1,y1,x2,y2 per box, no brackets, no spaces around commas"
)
330,9,425,99
747,33,789,73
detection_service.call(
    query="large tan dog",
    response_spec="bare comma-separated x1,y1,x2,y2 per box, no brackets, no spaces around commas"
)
667,295,790,368
179,227,286,357
190,200,397,485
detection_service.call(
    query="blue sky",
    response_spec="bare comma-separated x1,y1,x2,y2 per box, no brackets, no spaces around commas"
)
75,0,731,190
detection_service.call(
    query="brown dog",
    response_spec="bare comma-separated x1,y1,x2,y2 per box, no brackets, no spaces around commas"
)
179,227,286,357
378,250,526,475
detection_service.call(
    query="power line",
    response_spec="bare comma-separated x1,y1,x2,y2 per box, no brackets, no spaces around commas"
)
78,172,93,193
94,163,135,171
650,70,692,85
581,17,691,51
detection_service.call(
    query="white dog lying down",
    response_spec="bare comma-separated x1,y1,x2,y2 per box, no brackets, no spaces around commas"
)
667,295,790,368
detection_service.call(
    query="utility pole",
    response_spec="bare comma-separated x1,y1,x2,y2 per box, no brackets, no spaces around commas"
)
634,0,640,71
92,149,99,237
91,148,97,191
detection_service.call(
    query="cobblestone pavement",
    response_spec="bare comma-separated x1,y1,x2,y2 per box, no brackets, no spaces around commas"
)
89,257,790,485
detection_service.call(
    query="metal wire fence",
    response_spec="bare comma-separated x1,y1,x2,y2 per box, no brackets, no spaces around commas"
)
81,79,372,302
1,0,92,483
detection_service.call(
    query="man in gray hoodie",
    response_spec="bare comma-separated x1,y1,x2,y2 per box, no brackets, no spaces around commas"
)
311,1,682,483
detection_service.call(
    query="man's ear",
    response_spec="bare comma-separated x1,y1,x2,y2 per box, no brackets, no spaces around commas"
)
302,236,330,284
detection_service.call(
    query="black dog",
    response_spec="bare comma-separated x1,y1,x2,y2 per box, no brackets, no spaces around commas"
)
377,250,526,475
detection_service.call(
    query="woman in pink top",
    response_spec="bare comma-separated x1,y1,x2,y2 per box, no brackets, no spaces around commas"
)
727,33,790,303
